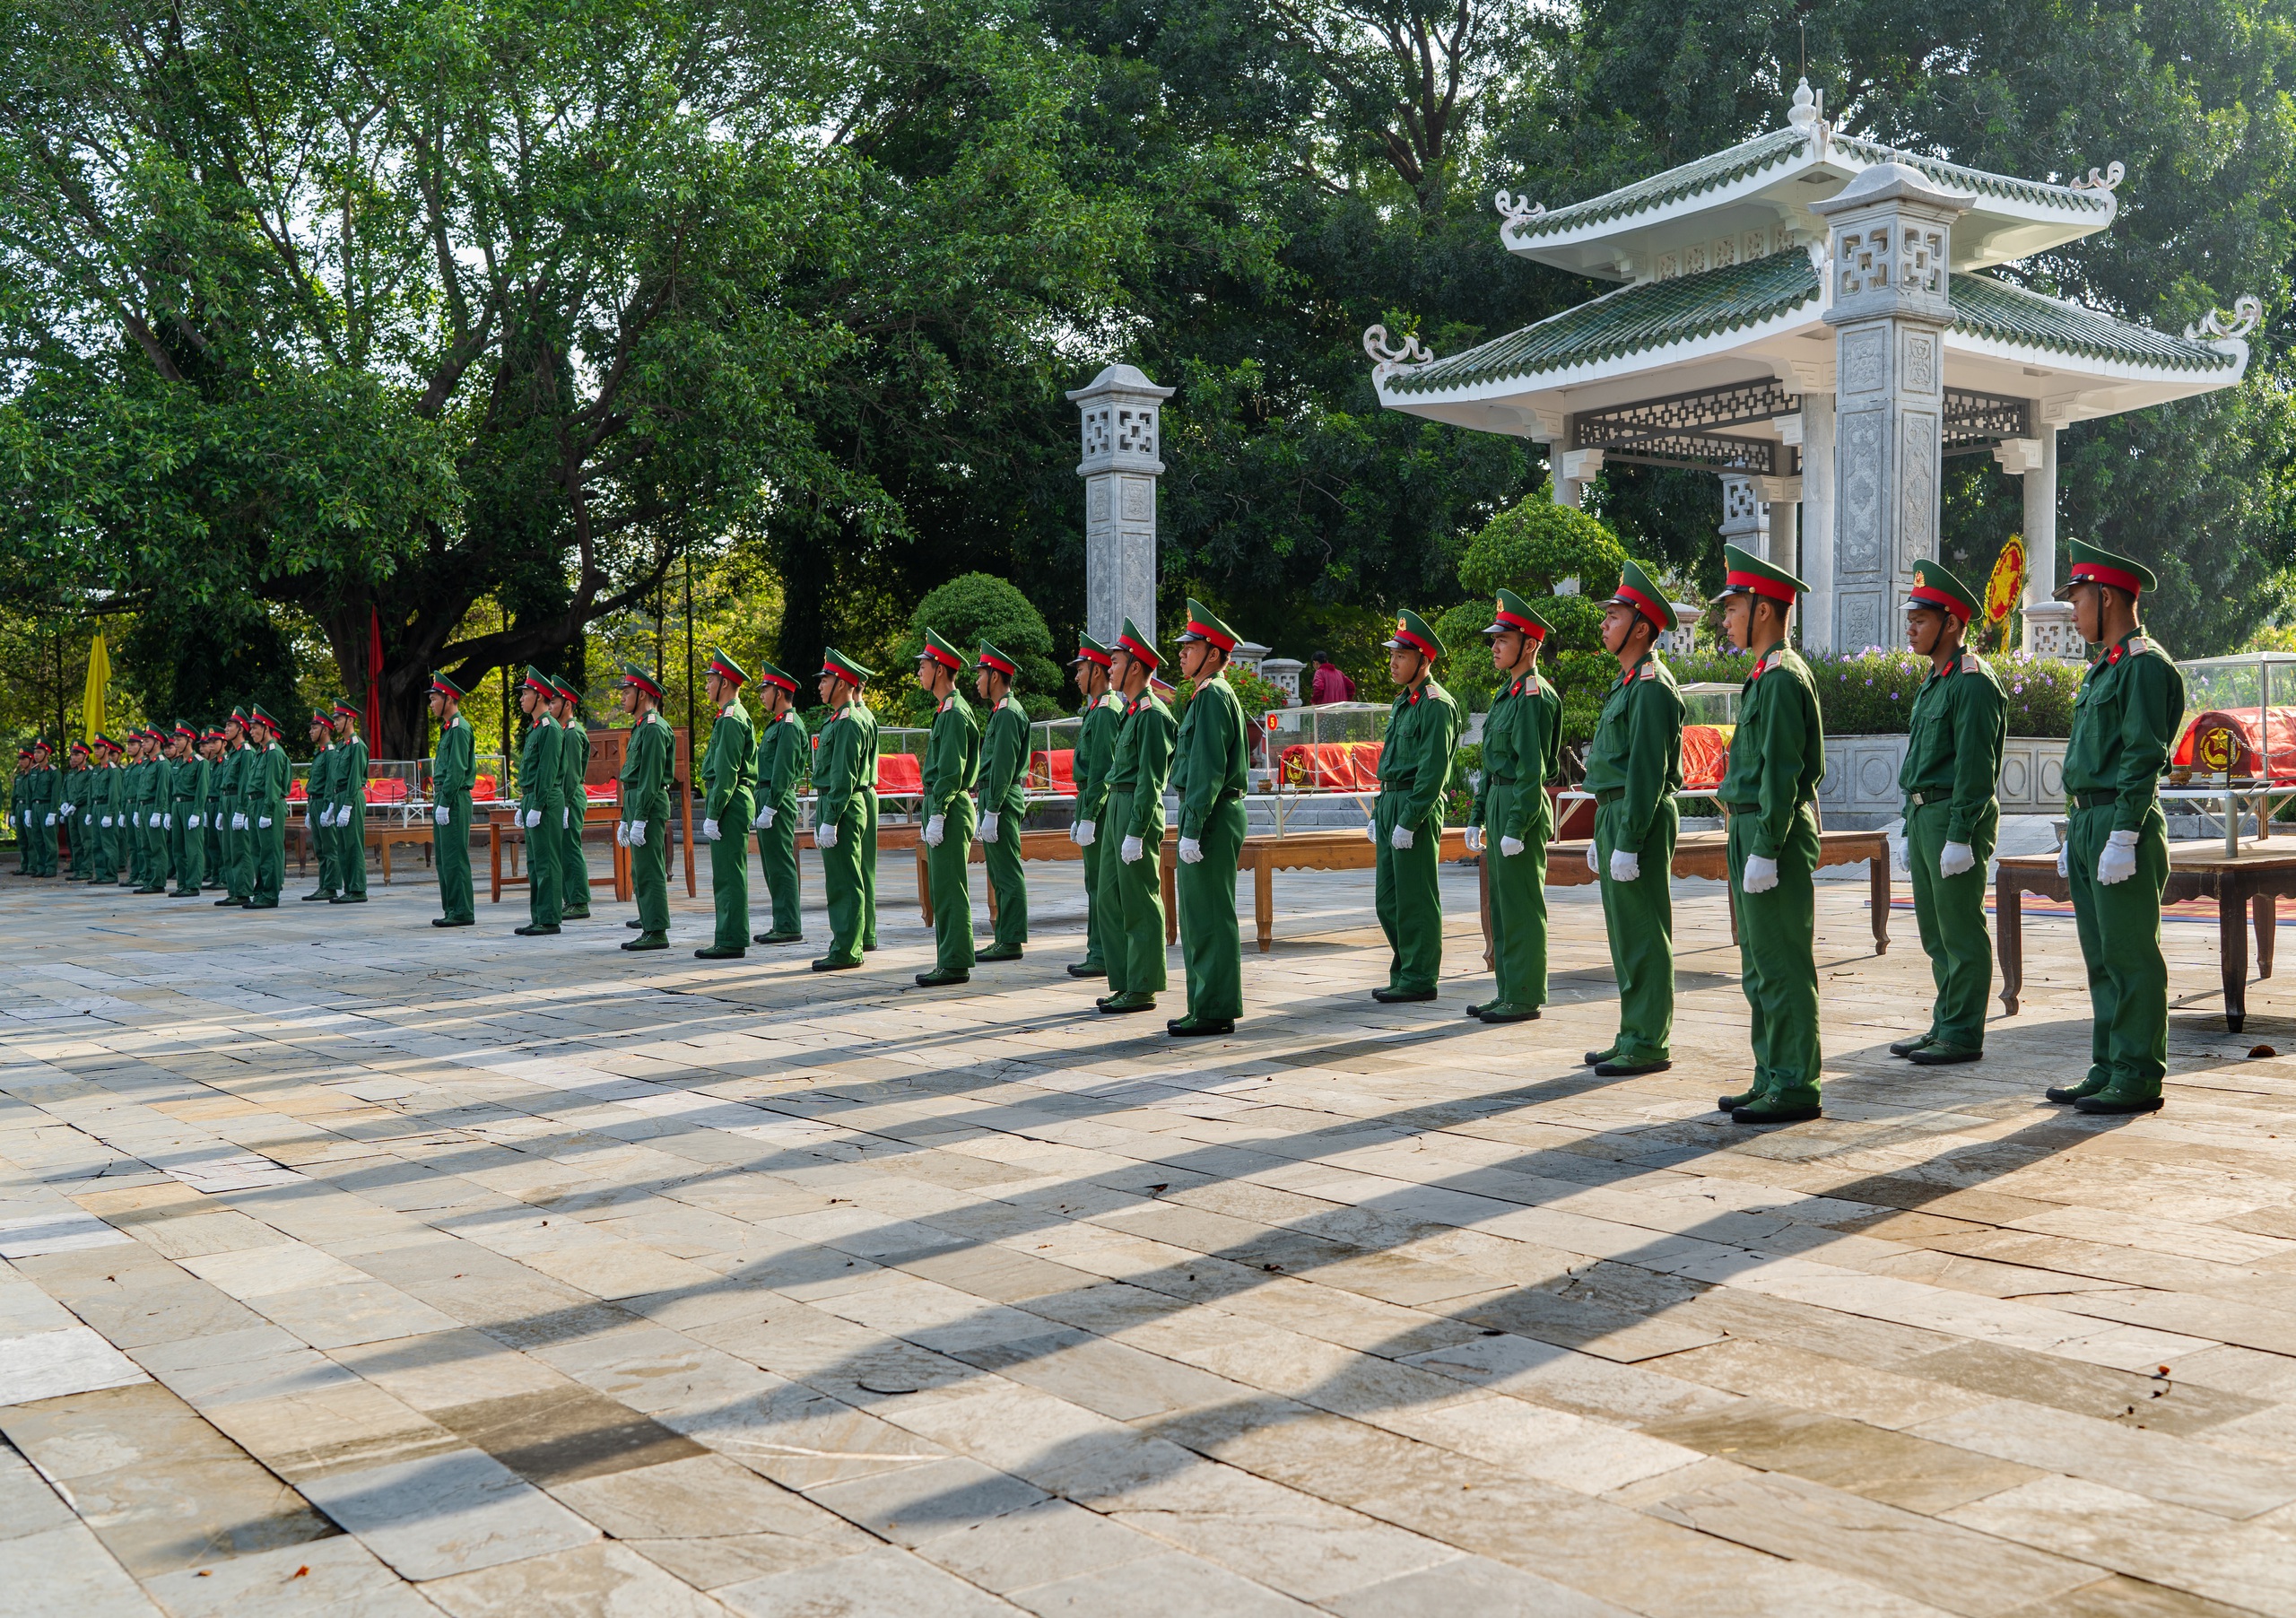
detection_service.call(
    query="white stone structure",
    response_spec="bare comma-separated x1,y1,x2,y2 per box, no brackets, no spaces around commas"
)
1067,364,1172,648
1365,81,2257,657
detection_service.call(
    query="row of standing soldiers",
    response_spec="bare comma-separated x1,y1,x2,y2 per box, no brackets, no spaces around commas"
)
403,536,2179,1119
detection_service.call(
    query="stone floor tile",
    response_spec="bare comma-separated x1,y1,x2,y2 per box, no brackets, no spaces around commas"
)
428,1386,707,1486
419,1541,728,1617
0,1209,137,1257
716,1544,1023,1617
910,1498,1162,1594
1005,1550,1311,1617
294,1448,600,1580
1912,1399,2296,1519
1323,1553,1640,1618
0,1518,163,1617
139,1535,438,1617
0,1325,151,1405
804,1454,1047,1545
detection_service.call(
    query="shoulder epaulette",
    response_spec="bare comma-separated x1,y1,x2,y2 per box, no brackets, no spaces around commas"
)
2128,635,2154,656
1960,652,1982,674
1639,664,1657,681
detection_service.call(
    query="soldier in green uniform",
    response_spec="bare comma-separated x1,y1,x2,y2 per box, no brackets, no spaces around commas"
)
1065,635,1122,980
168,723,206,896
614,662,674,951
120,730,149,891
748,660,807,945
1465,590,1562,1024
974,641,1031,962
199,730,227,884
1095,620,1176,1014
1170,601,1249,1036
27,740,57,876
1712,545,1827,1123
1370,610,1463,1004
214,712,251,904
64,742,91,880
1892,561,2005,1066
304,710,340,900
694,648,756,959
1582,562,1686,1074
91,735,126,884
330,700,370,904
915,630,980,986
142,728,174,892
428,673,477,927
552,678,591,919
811,648,878,971
245,706,291,907
513,667,564,936
101,734,133,885
2048,542,2185,1114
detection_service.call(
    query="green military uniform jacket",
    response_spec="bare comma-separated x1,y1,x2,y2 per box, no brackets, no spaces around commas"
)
700,699,754,822
1105,691,1177,835
978,694,1030,819
757,708,806,815
1471,666,1563,843
1074,692,1124,826
518,715,564,822
174,754,209,823
1375,679,1463,826
335,736,370,819
558,723,588,826
922,692,980,814
251,739,291,822
308,742,337,825
2065,631,2183,825
814,702,876,825
620,710,673,822
1718,647,1825,857
1172,674,1247,839
1900,650,2006,838
213,744,242,828
433,714,474,802
1580,654,1685,854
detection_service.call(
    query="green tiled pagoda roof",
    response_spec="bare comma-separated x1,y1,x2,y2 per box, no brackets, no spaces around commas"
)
1511,127,2109,243
1384,253,2233,396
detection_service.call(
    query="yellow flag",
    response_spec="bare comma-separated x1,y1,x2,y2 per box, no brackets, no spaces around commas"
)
83,631,109,743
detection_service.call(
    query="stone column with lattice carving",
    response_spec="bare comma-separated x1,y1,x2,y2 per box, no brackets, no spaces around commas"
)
1066,364,1174,648
1996,429,2080,657
1813,164,1972,654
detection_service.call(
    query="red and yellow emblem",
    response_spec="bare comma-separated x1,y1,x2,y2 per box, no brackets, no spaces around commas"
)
1985,536,2026,627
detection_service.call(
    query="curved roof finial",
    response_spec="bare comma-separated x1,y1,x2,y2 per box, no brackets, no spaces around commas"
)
1788,77,1821,130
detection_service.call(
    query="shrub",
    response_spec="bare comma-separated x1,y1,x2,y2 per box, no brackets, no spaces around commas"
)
1458,496,1627,599
891,574,1062,724
1655,646,2083,737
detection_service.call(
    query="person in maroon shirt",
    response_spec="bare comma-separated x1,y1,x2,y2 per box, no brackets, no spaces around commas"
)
1310,654,1355,705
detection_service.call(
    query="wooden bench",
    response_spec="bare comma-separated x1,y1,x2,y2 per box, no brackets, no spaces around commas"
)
1547,827,1892,955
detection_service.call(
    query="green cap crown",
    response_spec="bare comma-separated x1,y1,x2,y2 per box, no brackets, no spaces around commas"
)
1483,587,1551,638
1903,558,1981,620
430,670,467,699
1072,632,1112,665
1385,608,1445,659
822,647,874,686
1711,544,1807,604
2057,538,2157,598
705,647,747,686
920,629,966,671
523,665,554,692
977,640,1020,680
1115,617,1161,669
1601,559,1679,631
1178,598,1241,651
753,658,797,693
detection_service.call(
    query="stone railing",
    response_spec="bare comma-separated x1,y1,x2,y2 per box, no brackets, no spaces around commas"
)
1814,735,2068,823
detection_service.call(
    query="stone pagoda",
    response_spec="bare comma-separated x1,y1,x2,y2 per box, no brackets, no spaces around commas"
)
1366,80,2259,657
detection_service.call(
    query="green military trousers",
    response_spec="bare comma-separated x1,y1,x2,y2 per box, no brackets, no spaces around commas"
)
1177,797,1246,1022
1372,797,1444,995
1727,805,1822,1100
436,799,474,923
217,819,244,899
249,814,284,906
313,807,341,897
1907,801,1996,1052
558,805,587,915
341,801,368,898
527,814,563,928
144,815,170,891
1483,783,1551,1011
983,805,1028,950
1596,797,1677,1064
1096,790,1167,996
704,796,747,948
926,796,978,973
631,815,669,936
171,805,203,892
818,804,868,965
754,808,800,936
32,812,55,875
1077,834,1107,970
115,816,135,884
126,811,146,887
2067,805,2170,1101
861,789,880,951
70,811,91,878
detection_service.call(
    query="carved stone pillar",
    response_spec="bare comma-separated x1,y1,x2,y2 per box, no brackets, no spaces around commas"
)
1797,394,1838,653
1066,365,1173,648
1813,164,1972,655
1718,474,1770,560
1997,428,2079,657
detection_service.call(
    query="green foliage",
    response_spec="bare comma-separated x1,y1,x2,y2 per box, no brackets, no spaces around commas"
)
1659,648,2085,736
1458,498,1629,600
891,574,1061,723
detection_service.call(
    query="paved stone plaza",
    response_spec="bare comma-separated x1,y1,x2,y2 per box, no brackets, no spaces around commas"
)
4,856,2296,1617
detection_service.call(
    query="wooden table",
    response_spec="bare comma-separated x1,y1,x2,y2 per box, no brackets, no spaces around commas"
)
291,818,458,884
1547,828,1893,956
1239,829,1481,953
1995,843,2296,1031
487,804,636,904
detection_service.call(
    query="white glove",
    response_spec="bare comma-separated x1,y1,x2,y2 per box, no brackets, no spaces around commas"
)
163,813,173,830
317,805,332,827
1609,848,1639,882
700,817,718,842
613,822,629,847
1742,854,1779,894
631,820,648,843
2057,843,2070,878
561,806,570,828
760,805,775,830
101,815,113,827
1889,834,1910,876
1462,826,1481,855
922,814,944,848
44,813,55,826
258,816,272,829
750,806,769,829
59,804,71,816
1066,822,1080,845
1497,835,1523,858
130,812,141,828
232,812,247,830
1390,824,1414,850
816,822,838,848
1178,836,1203,865
1585,842,1597,873
1365,822,1378,842
1121,834,1144,865
1074,819,1095,847
188,814,200,829
434,806,451,826
1938,840,1976,878
2098,829,2139,885
524,808,542,829
979,812,999,844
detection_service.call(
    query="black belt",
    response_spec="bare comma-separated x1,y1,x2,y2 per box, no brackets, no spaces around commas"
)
1486,773,1516,787
1907,788,1952,807
2071,791,2119,809
1595,787,1621,806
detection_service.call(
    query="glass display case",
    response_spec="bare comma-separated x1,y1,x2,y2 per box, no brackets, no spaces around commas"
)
2163,650,2296,854
1264,701,1393,833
